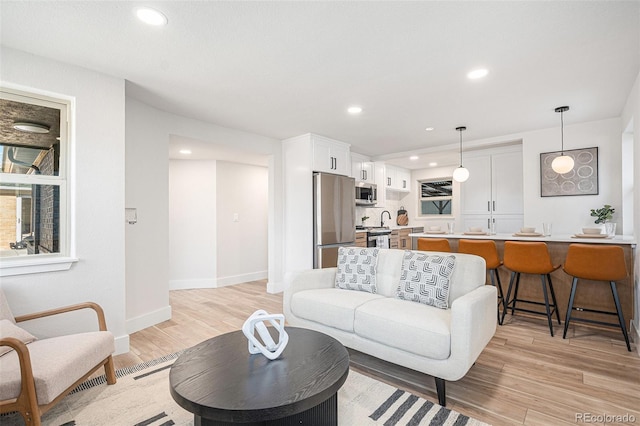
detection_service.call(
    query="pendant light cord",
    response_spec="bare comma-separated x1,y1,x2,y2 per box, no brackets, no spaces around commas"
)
459,130,463,167
560,109,564,155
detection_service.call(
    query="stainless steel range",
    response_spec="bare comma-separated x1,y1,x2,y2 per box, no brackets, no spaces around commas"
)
356,226,391,248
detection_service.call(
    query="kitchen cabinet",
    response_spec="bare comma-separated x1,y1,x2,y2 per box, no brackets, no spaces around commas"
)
390,227,422,250
313,136,350,175
373,162,410,208
355,232,367,248
384,165,411,192
351,153,375,183
461,148,523,233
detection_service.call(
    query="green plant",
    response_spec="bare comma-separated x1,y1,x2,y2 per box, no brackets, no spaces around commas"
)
590,204,615,224
361,215,370,223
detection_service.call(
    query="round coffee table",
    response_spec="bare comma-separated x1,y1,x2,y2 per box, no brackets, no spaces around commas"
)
169,327,349,426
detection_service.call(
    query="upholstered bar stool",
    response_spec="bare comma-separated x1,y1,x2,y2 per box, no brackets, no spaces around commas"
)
458,239,506,325
562,243,631,351
417,238,451,252
502,241,561,336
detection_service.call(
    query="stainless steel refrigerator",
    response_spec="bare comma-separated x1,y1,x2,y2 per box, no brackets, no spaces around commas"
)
313,172,356,268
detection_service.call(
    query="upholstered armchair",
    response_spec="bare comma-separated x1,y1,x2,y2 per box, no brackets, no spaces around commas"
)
0,290,116,426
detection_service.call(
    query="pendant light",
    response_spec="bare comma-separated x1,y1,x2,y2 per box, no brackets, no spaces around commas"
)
452,126,469,182
551,106,574,174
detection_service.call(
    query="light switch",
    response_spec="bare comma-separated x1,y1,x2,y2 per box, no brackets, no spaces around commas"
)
233,213,239,222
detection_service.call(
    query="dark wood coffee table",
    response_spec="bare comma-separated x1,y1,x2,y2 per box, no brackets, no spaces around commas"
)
169,327,349,426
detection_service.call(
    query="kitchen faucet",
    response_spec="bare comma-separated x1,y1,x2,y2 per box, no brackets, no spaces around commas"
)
380,210,391,227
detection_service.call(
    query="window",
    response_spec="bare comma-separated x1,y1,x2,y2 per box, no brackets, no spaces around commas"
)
418,179,452,216
0,88,72,275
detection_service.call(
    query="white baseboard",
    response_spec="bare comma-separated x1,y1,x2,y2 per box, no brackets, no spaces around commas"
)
114,334,130,355
216,271,268,288
170,279,217,290
126,305,172,335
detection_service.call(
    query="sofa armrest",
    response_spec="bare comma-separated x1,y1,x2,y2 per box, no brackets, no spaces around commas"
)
447,285,497,380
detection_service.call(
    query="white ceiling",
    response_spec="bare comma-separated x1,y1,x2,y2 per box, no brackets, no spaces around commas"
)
1,1,638,169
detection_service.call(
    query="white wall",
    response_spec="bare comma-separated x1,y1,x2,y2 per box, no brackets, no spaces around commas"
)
169,160,217,289
125,97,284,334
216,161,268,285
522,118,622,234
125,98,172,334
1,47,128,353
621,69,639,348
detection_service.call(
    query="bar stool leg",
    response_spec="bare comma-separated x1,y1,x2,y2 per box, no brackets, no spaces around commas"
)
511,273,521,315
490,269,505,325
563,277,578,339
540,275,554,337
610,281,631,352
546,274,561,325
502,272,517,325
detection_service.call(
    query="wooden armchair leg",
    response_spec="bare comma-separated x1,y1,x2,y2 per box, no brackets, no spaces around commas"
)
104,355,117,385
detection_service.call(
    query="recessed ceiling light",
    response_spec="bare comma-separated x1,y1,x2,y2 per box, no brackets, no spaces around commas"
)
13,122,50,133
467,68,489,79
179,149,192,155
136,7,168,26
425,127,434,131
429,162,438,167
347,106,362,114
409,156,419,161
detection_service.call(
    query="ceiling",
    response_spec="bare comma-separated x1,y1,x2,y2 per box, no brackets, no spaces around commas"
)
1,1,638,169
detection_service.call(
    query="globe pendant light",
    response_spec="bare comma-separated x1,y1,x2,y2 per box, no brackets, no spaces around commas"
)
551,106,574,174
452,126,469,182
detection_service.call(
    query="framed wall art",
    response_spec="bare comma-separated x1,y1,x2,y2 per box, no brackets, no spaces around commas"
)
540,147,598,197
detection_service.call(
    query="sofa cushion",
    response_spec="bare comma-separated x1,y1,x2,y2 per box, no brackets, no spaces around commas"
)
335,247,379,293
396,252,456,309
0,319,37,357
0,331,114,405
354,298,451,360
290,288,384,332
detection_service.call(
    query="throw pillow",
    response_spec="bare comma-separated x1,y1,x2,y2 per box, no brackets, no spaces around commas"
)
0,319,37,356
335,247,379,293
396,251,456,309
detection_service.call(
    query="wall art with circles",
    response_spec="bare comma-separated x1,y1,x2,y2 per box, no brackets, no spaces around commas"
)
540,147,598,197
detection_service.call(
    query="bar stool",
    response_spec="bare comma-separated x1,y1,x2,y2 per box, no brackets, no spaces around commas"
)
417,238,450,252
562,244,631,351
458,239,506,325
502,241,561,336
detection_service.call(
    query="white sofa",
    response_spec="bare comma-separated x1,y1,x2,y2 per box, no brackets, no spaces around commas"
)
283,248,496,406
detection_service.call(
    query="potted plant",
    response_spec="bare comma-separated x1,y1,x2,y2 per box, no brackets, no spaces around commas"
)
361,215,370,226
590,204,616,236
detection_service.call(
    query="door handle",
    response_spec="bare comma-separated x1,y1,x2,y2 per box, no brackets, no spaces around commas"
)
487,201,490,212
364,170,367,181
493,201,496,211
488,218,490,228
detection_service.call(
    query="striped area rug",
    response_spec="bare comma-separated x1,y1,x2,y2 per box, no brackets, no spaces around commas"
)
3,353,489,426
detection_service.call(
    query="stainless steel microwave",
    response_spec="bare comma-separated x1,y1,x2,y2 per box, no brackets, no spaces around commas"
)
355,182,377,206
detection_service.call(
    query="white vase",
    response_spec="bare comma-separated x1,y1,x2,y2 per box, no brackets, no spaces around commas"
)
604,222,616,237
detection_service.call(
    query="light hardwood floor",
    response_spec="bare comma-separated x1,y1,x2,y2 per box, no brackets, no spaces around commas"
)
114,281,640,425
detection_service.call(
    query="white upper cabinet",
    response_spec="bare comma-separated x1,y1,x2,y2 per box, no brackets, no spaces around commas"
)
384,164,411,192
351,153,375,183
312,135,351,176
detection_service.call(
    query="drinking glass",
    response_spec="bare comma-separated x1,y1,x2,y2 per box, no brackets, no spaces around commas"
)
543,223,552,236
447,222,455,234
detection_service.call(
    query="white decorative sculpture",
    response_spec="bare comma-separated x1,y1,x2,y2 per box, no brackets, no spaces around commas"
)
242,310,289,360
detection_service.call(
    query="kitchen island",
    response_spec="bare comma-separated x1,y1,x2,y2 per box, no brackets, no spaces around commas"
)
410,232,637,333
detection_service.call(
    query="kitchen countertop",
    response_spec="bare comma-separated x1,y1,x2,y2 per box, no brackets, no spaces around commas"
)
409,232,637,246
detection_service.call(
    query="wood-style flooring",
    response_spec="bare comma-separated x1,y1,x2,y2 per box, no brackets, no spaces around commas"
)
114,281,640,426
